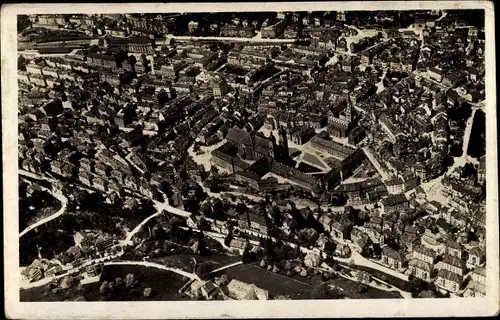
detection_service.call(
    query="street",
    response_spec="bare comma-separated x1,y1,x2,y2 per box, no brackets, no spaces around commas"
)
166,34,296,44
19,187,68,238
104,260,201,281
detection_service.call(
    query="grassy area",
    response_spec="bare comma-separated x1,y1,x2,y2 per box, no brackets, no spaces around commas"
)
153,254,241,273
20,230,74,266
302,152,327,169
225,263,314,299
19,187,62,232
21,264,190,302
98,264,189,301
223,262,402,300
298,162,323,173
328,277,402,299
20,282,82,302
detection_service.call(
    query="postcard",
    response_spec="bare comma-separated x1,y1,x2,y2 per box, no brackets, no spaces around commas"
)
2,1,498,318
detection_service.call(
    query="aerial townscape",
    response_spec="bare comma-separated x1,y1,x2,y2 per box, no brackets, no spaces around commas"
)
17,9,487,302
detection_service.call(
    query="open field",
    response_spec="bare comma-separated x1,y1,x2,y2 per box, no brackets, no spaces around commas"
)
327,276,402,299
225,263,315,299
153,254,241,273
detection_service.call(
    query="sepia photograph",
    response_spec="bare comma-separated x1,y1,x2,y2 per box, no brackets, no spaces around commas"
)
2,1,498,319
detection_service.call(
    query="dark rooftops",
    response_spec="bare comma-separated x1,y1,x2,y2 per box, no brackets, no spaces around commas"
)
442,255,465,269
409,259,433,272
382,247,404,262
226,126,248,143
381,194,408,207
413,244,436,258
88,53,116,61
438,269,462,283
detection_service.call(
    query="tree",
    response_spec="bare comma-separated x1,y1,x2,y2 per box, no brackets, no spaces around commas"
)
213,204,227,221
242,245,252,263
125,273,136,288
18,15,31,31
18,55,28,71
235,203,247,215
357,283,369,294
99,281,109,295
216,274,230,287
224,233,233,247
323,241,337,254
195,262,219,281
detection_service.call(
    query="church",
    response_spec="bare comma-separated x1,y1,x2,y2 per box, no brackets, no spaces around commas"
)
225,126,290,162
327,94,355,139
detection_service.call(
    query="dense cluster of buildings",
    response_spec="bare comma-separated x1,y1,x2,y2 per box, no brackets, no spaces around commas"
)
19,10,486,298
21,231,119,283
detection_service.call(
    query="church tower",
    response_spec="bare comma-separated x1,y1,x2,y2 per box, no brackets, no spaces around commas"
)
268,132,277,159
346,94,352,123
278,127,289,160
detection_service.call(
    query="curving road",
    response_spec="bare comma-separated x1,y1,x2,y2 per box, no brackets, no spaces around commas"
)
19,185,68,238
153,199,191,218
119,194,192,244
117,194,192,244
104,260,200,281
209,261,243,274
19,170,191,241
124,212,162,243
194,224,410,284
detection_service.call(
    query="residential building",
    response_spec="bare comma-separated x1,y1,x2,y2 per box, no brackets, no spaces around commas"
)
436,267,462,294
445,241,463,259
381,247,405,270
464,267,486,297
464,278,486,298
348,126,366,145
226,279,269,300
380,194,408,214
20,267,43,283
385,177,404,194
330,220,352,240
413,245,436,264
409,259,433,282
261,20,287,38
212,77,232,99
74,231,90,248
428,66,444,82
87,53,120,69
441,255,466,276
467,246,485,268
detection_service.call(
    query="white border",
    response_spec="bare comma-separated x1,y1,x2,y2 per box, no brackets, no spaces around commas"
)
2,2,498,318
